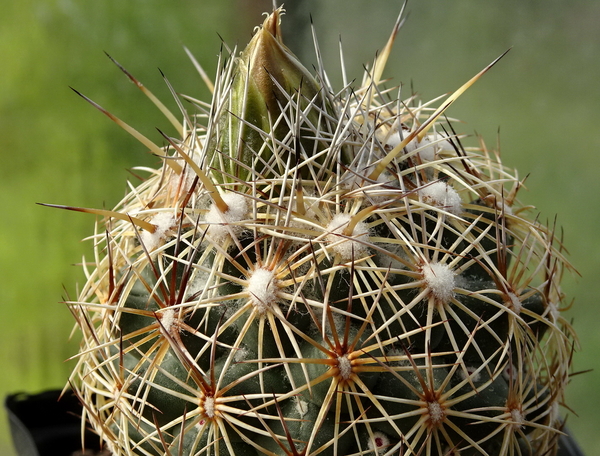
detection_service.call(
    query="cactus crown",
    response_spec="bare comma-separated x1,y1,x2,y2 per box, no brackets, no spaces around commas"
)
63,7,576,456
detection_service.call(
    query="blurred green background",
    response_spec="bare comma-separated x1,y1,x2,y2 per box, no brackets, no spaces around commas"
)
1,1,598,454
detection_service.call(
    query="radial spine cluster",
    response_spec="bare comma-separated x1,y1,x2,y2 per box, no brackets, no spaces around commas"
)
65,7,576,456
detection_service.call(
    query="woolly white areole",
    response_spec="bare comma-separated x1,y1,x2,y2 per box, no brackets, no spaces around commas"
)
326,213,370,260
422,261,455,303
204,192,248,242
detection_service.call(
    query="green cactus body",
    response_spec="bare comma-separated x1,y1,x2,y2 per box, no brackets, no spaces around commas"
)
65,8,576,456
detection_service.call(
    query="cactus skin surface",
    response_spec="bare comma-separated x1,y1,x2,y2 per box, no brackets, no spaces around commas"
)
65,8,576,456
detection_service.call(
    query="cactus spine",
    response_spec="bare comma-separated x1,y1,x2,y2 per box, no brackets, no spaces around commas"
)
64,7,576,456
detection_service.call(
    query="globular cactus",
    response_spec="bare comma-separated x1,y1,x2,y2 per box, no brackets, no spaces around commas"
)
60,7,576,456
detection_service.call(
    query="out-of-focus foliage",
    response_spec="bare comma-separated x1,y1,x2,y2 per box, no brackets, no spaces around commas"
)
1,1,598,455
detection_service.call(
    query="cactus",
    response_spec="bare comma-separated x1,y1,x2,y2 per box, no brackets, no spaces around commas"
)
59,7,577,456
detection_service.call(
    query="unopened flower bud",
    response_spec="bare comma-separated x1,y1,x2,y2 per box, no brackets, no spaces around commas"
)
209,8,330,182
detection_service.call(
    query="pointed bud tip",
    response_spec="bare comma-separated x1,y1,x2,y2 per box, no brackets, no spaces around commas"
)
239,6,319,116
262,7,283,42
